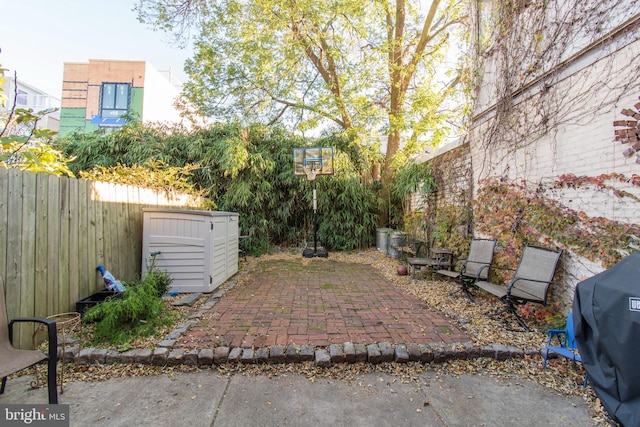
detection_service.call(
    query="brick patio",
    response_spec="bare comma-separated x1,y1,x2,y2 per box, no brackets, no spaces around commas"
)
176,258,469,349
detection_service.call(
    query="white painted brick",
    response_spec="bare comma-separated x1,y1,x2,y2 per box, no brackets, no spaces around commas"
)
421,28,640,304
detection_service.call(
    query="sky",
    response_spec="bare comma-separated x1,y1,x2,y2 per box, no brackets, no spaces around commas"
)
0,0,193,98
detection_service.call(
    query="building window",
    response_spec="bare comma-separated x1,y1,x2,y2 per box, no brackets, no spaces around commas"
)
100,83,130,118
17,89,28,106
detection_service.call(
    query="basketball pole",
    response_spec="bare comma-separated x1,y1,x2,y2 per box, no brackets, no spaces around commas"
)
312,179,318,254
303,167,328,258
295,148,332,259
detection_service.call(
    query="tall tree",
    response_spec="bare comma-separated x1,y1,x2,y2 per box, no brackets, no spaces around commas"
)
137,0,468,180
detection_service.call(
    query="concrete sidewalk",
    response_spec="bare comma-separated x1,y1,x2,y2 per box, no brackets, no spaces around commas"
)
0,369,595,426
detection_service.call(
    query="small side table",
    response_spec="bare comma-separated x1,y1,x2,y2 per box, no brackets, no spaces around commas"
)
32,312,81,394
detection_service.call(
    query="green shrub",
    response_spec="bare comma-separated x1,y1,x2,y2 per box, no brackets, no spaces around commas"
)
143,267,173,297
82,271,175,346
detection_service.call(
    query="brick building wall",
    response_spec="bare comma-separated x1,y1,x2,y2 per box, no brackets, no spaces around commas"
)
59,59,182,135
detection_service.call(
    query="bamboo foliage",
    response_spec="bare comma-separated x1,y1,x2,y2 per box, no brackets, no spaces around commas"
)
56,122,385,253
0,168,202,347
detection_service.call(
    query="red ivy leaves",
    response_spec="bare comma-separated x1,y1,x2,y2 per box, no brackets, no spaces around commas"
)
475,176,640,271
555,173,640,195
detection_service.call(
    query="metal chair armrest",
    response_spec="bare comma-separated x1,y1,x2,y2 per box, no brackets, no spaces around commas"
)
9,317,58,356
470,263,491,280
507,277,554,291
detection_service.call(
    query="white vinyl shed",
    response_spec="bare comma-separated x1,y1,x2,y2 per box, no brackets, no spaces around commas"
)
141,209,239,293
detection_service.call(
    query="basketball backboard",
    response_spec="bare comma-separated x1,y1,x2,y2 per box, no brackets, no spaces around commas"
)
293,147,334,176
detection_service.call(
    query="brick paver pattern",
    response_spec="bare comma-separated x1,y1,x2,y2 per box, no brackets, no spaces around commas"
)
177,259,469,349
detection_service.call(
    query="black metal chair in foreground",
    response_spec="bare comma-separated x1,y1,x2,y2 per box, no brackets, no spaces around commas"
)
0,275,58,404
436,238,497,302
475,244,562,331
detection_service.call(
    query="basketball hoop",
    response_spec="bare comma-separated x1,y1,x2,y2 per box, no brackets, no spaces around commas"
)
292,147,333,258
303,164,318,181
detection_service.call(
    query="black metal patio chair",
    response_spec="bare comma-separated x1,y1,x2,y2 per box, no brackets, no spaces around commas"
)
475,244,562,331
436,238,497,302
0,275,58,404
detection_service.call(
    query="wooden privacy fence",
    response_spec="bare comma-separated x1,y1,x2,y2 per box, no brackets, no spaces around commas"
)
0,168,203,347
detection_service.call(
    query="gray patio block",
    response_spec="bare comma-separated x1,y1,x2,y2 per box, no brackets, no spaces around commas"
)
167,348,185,366
419,344,434,363
187,310,203,319
134,349,153,364
354,344,367,362
462,342,479,359
406,343,422,362
198,349,214,366
88,348,102,364
268,345,285,363
77,348,94,365
329,344,345,363
300,345,315,361
214,346,231,364
228,347,242,363
151,347,169,365
508,345,524,358
105,350,121,364
63,346,79,364
445,342,466,361
394,344,409,363
285,346,301,363
494,344,510,361
480,345,496,358
315,348,330,367
183,349,199,365
378,342,393,362
119,350,137,364
255,347,269,363
343,342,356,363
525,347,541,356
367,344,381,364
432,344,447,363
241,348,255,364
171,293,202,306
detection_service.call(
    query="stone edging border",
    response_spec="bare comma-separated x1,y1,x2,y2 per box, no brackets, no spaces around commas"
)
68,340,542,367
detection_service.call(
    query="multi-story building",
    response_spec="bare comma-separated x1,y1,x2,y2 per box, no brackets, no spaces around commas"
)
416,1,640,299
59,59,185,136
0,76,61,132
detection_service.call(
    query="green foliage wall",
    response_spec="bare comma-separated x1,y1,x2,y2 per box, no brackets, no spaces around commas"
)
55,122,379,253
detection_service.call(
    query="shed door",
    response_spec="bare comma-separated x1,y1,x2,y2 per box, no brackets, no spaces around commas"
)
143,212,211,293
227,215,239,276
210,215,228,289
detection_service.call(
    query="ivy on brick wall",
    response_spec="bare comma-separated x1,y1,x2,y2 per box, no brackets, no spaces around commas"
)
470,175,640,327
474,175,640,274
433,202,473,258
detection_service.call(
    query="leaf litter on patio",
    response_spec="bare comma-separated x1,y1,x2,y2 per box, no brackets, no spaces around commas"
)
47,249,610,424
